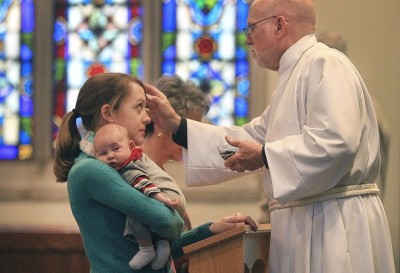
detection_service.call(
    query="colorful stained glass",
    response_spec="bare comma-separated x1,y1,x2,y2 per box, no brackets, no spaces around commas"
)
53,0,143,139
0,0,35,160
161,0,250,126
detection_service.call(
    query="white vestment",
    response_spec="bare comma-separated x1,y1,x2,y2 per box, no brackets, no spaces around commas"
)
182,35,395,273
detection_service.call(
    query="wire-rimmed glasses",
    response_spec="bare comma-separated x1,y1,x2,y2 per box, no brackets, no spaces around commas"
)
242,16,277,37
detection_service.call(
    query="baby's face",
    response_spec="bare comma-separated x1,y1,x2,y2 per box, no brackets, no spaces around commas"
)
94,127,133,170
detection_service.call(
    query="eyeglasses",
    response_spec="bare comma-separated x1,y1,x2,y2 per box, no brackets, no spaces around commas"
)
242,16,277,37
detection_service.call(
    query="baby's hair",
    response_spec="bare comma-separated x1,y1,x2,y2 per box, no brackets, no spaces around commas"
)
93,123,130,153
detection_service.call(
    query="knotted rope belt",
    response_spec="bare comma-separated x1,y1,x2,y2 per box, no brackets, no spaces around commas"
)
269,183,380,212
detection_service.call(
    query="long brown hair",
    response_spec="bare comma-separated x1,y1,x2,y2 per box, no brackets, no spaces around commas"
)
53,73,145,182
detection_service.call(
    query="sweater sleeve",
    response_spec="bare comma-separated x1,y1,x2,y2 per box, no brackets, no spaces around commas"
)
170,223,214,259
69,154,183,241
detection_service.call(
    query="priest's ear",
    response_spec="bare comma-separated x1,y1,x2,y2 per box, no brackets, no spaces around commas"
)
275,16,288,38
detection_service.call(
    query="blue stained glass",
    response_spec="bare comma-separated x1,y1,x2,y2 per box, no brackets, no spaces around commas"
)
185,0,224,26
53,0,144,124
53,20,67,44
0,0,12,22
0,146,18,160
68,0,91,4
162,0,250,126
20,95,33,117
237,78,250,96
21,62,33,77
0,0,36,160
22,77,34,96
21,44,33,61
163,45,176,60
236,47,247,59
78,29,95,41
212,95,221,104
0,76,13,103
129,20,142,44
162,0,176,31
162,61,175,75
237,0,249,29
20,131,31,145
235,97,248,117
21,0,35,32
190,63,221,83
236,59,249,76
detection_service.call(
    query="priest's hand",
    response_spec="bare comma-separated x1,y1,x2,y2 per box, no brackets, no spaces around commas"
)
144,83,181,134
224,136,265,172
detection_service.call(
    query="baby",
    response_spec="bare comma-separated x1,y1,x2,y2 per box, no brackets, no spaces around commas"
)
93,123,181,270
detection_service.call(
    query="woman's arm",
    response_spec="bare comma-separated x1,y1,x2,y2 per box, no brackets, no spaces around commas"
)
70,154,183,241
170,214,257,259
170,223,213,258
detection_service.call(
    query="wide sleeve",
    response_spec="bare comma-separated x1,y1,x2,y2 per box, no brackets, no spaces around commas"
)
183,120,257,186
69,154,183,241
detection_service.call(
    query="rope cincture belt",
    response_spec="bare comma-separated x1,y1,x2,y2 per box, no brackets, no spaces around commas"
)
268,183,380,212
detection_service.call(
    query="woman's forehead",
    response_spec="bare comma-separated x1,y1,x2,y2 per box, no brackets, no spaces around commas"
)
127,82,146,98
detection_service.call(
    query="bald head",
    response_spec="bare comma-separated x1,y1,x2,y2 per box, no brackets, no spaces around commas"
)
253,0,317,26
246,0,318,70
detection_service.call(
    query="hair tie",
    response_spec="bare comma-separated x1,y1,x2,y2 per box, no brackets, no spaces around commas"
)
72,109,81,118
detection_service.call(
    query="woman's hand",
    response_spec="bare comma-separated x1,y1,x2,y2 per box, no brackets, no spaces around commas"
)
209,213,258,234
144,83,181,134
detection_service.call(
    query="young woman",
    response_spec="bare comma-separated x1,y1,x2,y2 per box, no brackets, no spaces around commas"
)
53,73,256,273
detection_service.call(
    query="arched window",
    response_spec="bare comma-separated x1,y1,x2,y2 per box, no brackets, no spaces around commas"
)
0,0,35,160
161,0,250,126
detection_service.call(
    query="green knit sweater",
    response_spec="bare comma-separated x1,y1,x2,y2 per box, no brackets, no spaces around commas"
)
68,153,213,273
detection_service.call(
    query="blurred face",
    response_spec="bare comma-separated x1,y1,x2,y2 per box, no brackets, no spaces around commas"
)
164,109,204,162
94,125,133,170
111,83,151,146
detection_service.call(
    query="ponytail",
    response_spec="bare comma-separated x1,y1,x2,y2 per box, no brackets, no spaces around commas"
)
53,111,82,182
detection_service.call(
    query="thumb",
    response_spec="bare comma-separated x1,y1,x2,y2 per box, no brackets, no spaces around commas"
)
144,83,159,96
146,94,163,104
225,135,240,148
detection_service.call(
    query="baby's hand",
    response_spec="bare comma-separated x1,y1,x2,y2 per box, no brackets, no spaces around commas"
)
163,197,179,209
153,193,179,209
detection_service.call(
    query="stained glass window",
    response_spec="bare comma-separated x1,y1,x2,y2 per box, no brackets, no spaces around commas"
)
53,0,143,136
161,0,250,126
0,0,35,160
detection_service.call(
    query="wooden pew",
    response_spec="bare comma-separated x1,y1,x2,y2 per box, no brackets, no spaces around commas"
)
0,225,89,273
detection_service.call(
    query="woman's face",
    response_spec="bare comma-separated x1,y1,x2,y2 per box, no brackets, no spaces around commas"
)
111,83,151,146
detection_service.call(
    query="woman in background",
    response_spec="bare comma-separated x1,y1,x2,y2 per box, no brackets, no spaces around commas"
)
142,75,210,231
